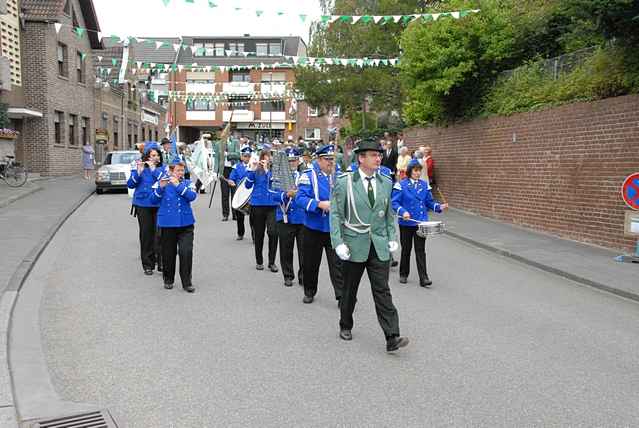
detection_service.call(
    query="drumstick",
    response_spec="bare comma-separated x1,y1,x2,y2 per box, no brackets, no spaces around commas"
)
436,187,448,205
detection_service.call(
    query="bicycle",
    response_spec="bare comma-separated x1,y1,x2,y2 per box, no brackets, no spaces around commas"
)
0,155,28,187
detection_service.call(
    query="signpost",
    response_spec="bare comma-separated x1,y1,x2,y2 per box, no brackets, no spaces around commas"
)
615,173,639,263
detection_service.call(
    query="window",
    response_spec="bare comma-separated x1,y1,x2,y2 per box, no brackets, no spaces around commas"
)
193,43,205,57
155,130,159,141
142,127,146,141
305,128,321,140
113,117,119,147
57,43,67,77
256,43,268,56
228,97,249,110
269,43,282,56
68,114,77,145
308,106,319,117
81,117,89,145
76,51,84,83
101,112,108,129
229,42,244,56
262,100,285,112
215,43,225,56
229,71,251,82
127,122,132,148
330,106,341,117
261,72,286,82
186,99,215,111
205,43,215,56
54,111,63,145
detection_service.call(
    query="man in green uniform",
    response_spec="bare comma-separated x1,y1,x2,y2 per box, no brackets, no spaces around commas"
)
212,132,241,221
330,138,409,353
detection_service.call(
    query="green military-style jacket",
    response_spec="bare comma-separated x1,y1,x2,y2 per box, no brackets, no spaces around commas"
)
330,170,397,262
212,138,241,174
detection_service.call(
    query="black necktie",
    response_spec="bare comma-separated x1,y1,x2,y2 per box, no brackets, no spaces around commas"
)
366,176,375,207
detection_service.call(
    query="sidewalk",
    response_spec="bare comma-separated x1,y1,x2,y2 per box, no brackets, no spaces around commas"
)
442,208,638,301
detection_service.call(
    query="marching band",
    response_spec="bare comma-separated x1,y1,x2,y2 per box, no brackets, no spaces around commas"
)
129,132,447,353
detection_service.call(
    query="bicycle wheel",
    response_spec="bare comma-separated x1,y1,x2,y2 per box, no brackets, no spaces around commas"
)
4,164,28,187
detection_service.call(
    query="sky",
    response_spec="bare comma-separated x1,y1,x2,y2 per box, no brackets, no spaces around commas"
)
92,0,323,44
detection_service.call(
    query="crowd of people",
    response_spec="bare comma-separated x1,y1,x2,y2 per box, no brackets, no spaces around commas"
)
126,132,447,353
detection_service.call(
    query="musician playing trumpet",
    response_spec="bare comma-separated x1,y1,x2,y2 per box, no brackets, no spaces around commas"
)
391,159,448,288
245,150,280,272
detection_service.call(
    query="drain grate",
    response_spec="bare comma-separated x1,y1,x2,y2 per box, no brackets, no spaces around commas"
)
27,410,118,428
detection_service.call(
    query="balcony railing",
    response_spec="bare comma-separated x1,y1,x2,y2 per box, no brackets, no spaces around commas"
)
259,83,287,97
222,82,256,96
223,110,254,122
186,82,216,93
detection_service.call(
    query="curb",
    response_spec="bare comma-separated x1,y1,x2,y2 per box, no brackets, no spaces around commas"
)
1,188,95,427
444,230,639,303
0,185,43,210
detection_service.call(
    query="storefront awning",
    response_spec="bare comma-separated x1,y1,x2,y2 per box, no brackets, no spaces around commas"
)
8,108,43,119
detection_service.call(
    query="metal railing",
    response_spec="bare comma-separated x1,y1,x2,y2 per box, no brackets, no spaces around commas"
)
501,46,599,80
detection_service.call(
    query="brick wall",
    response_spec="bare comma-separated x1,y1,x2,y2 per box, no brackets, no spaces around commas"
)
22,0,96,176
404,94,639,253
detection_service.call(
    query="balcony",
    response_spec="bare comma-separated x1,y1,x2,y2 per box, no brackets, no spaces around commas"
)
186,82,216,93
223,110,254,122
259,83,287,97
260,112,286,121
186,111,216,121
222,82,256,96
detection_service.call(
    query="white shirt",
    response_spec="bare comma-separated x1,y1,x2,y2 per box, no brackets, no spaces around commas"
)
358,168,377,199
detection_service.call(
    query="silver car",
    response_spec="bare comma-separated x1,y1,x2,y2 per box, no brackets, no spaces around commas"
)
95,151,140,194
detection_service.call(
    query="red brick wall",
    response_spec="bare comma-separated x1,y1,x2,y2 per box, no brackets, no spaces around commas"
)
404,94,639,252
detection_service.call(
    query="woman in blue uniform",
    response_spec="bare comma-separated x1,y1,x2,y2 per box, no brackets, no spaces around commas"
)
245,150,279,272
391,160,448,287
228,146,253,241
127,142,166,276
151,159,197,293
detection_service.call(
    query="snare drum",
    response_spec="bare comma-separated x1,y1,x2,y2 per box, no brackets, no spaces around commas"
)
231,177,253,215
416,221,445,238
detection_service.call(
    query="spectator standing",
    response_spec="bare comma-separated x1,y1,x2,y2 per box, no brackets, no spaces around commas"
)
396,146,411,180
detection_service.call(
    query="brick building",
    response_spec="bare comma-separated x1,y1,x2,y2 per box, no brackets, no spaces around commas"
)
133,35,344,145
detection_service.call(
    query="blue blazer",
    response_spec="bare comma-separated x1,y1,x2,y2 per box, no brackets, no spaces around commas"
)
271,171,305,224
229,162,249,184
127,166,166,208
295,164,336,233
245,170,279,207
151,179,197,228
391,178,442,227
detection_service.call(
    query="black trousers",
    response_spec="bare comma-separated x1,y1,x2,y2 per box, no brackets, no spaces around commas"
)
220,166,234,219
135,206,161,270
278,222,304,284
340,244,400,339
160,225,194,287
399,226,428,281
302,226,343,300
250,206,278,266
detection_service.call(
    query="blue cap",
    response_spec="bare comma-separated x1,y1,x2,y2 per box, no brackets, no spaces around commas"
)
169,157,185,166
240,146,253,155
408,159,421,168
286,148,300,159
316,144,336,158
144,142,160,155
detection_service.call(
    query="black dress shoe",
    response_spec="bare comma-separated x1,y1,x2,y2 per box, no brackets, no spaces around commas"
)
284,279,293,287
236,236,244,241
144,269,153,276
386,336,410,353
183,285,195,293
391,260,399,267
303,296,314,304
268,264,278,273
256,264,264,271
164,282,174,290
222,217,229,222
156,265,163,272
399,276,407,284
420,278,432,288
339,329,352,341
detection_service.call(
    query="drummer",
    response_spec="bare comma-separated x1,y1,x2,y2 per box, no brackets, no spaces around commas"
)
391,159,448,287
228,146,253,241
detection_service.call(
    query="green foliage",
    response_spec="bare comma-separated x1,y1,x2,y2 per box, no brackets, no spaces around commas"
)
483,45,639,116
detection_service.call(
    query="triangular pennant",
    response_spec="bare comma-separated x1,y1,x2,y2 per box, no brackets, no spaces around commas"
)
339,16,351,23
208,1,217,7
352,16,362,23
136,61,142,69
401,15,413,24
162,0,170,5
320,15,331,24
356,59,364,67
111,58,118,66
132,68,137,74
373,59,380,66
341,59,348,66
299,14,307,22
80,53,86,60
106,68,112,74
451,11,460,19
74,27,85,38
96,31,102,41
242,52,249,57
277,11,284,16
97,55,103,62
177,65,184,72
185,0,195,3
373,16,383,23
422,14,434,22
326,58,333,65
190,45,197,55
381,59,388,65
155,41,163,49
225,50,233,56
219,66,225,73
432,13,441,21
54,23,62,34
393,16,402,23
256,10,263,17
389,59,398,66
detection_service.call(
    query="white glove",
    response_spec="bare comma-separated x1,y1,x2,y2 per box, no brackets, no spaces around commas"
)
211,172,218,181
335,244,351,261
388,241,399,252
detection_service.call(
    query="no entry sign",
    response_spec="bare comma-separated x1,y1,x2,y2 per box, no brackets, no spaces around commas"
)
622,173,639,210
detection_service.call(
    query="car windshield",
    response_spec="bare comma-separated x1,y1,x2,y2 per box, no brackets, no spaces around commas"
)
105,152,140,165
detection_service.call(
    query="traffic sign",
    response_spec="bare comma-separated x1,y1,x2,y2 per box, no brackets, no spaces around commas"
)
621,173,639,210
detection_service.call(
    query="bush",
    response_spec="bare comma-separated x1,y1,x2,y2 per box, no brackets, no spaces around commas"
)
482,45,639,116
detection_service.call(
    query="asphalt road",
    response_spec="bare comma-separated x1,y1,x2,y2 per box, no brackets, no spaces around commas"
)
38,191,639,427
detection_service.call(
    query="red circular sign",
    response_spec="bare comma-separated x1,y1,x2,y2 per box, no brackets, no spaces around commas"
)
621,173,639,210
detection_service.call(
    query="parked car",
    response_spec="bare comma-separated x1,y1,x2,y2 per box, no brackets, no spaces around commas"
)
95,151,140,194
